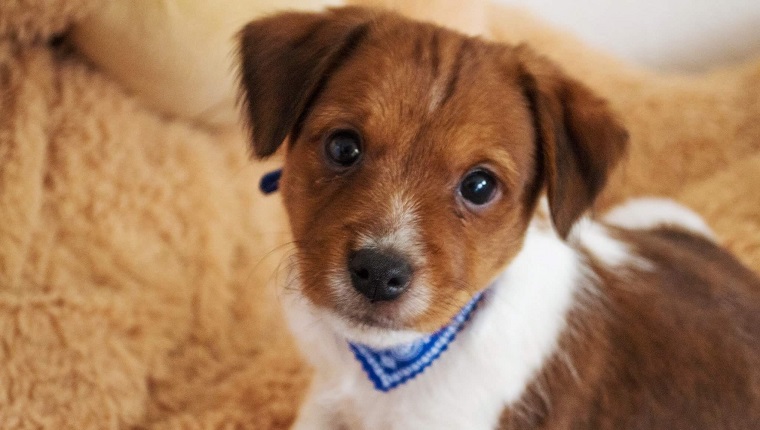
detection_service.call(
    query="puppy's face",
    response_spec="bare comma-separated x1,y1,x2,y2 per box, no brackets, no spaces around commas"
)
239,7,626,337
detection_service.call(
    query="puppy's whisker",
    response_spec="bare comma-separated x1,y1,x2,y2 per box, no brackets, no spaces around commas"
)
240,241,297,288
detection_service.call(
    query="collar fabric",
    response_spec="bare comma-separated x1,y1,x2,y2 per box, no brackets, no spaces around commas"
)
348,290,486,392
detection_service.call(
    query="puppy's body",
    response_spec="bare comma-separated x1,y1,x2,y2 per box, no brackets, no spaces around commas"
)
285,216,584,429
238,7,760,429
539,231,760,430
284,204,760,429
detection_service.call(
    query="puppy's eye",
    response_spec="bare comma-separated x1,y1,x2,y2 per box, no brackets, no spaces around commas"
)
459,170,497,206
325,130,362,167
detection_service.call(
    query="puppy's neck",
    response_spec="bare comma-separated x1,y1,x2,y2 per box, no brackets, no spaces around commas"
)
478,220,587,402
284,214,593,394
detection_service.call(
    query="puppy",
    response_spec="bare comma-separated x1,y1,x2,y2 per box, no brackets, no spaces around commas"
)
238,7,760,429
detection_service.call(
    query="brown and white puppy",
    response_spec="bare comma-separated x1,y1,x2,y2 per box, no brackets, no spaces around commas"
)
238,7,760,429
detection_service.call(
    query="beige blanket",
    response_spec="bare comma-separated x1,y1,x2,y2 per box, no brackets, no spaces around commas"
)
1,1,758,428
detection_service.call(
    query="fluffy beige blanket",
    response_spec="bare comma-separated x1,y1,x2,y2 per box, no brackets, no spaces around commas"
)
1,1,758,428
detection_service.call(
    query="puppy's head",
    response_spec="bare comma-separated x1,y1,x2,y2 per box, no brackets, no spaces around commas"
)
238,7,627,341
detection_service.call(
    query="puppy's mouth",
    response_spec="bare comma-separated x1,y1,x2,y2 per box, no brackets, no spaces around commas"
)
332,285,429,326
325,296,431,347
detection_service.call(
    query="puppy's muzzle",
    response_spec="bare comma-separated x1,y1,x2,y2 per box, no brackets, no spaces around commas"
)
348,248,413,302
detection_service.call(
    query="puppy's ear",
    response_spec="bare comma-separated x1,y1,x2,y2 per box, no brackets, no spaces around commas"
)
238,7,374,158
516,45,628,238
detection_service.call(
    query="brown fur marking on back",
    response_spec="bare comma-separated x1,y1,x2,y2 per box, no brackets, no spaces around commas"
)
500,227,760,429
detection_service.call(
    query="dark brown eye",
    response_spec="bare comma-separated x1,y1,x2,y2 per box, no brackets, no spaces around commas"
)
325,130,362,167
459,170,497,206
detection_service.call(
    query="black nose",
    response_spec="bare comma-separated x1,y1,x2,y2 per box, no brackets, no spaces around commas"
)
348,248,413,302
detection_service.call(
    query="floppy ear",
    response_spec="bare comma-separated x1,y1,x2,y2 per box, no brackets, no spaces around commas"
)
516,45,628,238
237,7,374,158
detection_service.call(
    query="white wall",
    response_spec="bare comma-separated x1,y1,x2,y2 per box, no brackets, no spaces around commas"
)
495,0,760,71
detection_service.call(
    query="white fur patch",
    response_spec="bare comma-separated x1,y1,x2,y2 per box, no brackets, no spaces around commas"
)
570,217,653,271
285,221,587,429
604,197,715,240
321,311,426,348
356,192,423,257
427,81,445,113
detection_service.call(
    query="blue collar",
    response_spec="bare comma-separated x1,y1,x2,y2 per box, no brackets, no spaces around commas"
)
348,290,486,392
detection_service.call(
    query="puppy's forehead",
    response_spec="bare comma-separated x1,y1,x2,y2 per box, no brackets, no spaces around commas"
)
306,22,534,175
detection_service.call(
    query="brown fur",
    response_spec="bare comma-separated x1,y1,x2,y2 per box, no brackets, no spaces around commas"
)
238,7,626,331
501,227,760,428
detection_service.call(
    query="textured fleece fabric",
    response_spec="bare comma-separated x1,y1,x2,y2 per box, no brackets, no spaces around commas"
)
0,1,758,428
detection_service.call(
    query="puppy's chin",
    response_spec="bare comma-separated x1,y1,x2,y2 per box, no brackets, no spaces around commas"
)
322,310,427,348
318,284,433,347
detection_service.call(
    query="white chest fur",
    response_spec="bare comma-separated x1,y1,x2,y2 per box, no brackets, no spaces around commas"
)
283,222,589,430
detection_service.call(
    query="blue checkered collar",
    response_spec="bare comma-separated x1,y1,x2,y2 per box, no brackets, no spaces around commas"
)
348,290,487,392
